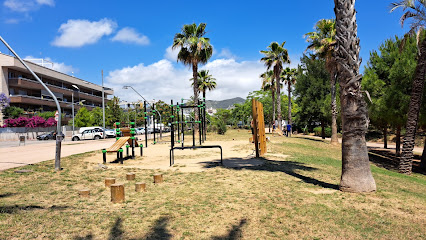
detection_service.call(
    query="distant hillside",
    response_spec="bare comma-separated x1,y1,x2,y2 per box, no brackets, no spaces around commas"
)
206,97,245,109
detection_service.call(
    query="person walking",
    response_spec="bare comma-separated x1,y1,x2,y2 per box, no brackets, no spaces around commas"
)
287,124,292,137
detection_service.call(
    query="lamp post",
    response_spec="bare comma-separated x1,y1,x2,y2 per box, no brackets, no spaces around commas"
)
0,35,63,171
71,85,79,136
123,86,162,139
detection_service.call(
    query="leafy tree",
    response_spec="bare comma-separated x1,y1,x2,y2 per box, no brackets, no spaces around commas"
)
91,107,104,126
2,106,24,119
260,41,290,130
305,18,339,145
74,107,94,127
363,35,417,155
106,96,124,126
155,100,172,125
173,23,213,130
390,0,426,174
281,67,297,125
260,70,276,125
334,0,376,192
294,55,330,138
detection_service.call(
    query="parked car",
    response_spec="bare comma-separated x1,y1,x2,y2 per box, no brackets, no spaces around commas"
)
103,128,115,138
72,129,103,141
136,127,145,135
37,131,56,140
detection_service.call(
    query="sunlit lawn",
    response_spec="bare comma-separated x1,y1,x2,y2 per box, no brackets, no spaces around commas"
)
0,129,424,239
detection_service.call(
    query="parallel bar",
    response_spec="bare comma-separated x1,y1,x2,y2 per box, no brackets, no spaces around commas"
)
144,101,148,148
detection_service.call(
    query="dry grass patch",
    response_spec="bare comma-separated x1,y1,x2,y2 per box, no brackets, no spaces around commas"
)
0,129,424,239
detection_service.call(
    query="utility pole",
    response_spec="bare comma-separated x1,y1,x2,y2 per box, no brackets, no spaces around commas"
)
102,70,105,138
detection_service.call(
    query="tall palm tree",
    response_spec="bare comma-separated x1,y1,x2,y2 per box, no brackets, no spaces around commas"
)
305,19,339,145
260,70,276,126
391,0,426,174
260,42,290,130
191,70,217,137
172,23,213,128
281,67,297,126
334,0,376,192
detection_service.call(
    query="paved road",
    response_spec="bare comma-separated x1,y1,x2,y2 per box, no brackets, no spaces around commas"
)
0,133,169,171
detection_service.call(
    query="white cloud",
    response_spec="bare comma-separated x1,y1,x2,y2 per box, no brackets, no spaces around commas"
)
4,0,54,12
217,48,237,59
164,45,180,61
24,56,77,74
52,18,117,48
111,27,150,45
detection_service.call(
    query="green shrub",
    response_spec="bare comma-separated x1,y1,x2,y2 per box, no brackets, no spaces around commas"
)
216,121,227,135
313,126,332,138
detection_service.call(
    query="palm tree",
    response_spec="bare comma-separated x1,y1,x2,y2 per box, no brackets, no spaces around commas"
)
305,19,339,145
260,70,276,128
260,42,290,130
334,0,376,192
390,0,426,174
191,70,217,137
172,23,213,128
281,67,297,126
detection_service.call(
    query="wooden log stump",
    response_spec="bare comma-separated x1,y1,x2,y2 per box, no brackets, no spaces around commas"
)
153,174,163,184
105,178,116,187
79,189,90,197
126,173,136,181
135,182,146,192
110,184,125,203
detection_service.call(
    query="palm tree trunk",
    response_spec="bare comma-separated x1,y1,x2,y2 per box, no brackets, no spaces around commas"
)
203,90,207,139
334,0,376,192
396,126,401,157
421,137,425,170
288,83,292,125
383,125,388,149
192,62,199,132
275,70,282,130
399,37,426,174
330,74,339,145
271,89,276,127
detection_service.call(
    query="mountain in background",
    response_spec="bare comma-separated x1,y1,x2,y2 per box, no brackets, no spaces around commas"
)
205,97,245,109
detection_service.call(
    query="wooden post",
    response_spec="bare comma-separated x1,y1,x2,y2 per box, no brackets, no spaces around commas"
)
79,189,90,197
153,174,163,184
126,173,136,180
135,182,146,192
105,178,116,187
110,184,125,203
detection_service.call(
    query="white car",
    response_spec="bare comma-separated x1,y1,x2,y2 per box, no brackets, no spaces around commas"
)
72,129,104,141
103,128,115,138
136,127,145,135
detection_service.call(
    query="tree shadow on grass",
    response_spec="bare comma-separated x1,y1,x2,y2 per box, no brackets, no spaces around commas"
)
0,204,68,214
368,148,425,175
295,136,327,143
212,218,247,240
74,216,172,240
204,158,339,190
0,192,16,198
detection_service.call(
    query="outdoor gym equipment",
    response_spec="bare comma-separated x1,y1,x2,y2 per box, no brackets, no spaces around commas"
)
169,98,222,166
102,122,141,164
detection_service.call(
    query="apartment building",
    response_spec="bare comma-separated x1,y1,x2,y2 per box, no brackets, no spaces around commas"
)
0,53,114,124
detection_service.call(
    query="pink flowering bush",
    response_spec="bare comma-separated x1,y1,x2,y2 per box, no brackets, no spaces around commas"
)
3,116,57,128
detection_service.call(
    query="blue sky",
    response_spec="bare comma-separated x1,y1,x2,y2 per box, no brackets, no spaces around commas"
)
0,0,410,102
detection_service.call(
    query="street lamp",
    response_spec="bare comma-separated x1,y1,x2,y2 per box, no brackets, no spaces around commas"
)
123,86,163,138
71,85,79,136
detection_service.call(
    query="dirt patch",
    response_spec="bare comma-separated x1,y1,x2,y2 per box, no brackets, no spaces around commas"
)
82,139,260,172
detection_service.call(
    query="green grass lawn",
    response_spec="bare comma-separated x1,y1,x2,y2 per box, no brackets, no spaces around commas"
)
0,129,425,239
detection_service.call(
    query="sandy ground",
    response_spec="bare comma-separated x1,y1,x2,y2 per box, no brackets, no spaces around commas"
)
84,139,276,173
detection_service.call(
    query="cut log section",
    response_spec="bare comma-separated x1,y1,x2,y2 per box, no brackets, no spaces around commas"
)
105,178,116,187
126,173,136,181
79,189,90,197
135,182,146,192
153,174,163,184
111,184,125,203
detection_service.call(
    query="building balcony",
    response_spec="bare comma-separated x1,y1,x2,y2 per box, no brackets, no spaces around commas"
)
8,77,110,104
9,95,99,110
